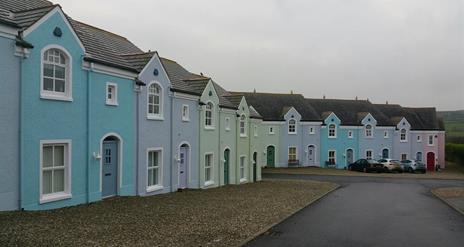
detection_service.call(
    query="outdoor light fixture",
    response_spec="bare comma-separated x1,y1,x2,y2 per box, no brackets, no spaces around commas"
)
93,152,102,160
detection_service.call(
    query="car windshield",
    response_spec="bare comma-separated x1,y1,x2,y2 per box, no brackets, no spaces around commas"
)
402,160,411,163
391,160,400,164
367,159,377,164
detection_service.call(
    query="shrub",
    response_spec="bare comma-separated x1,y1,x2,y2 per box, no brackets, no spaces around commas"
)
446,143,464,163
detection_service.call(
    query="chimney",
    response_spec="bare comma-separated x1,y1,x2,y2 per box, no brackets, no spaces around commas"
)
386,100,389,105
200,72,204,76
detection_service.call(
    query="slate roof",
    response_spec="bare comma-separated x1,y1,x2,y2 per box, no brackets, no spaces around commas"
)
0,0,52,13
374,104,442,130
0,4,55,29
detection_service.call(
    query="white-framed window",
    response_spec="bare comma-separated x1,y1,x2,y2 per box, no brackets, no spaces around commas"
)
328,150,336,164
288,119,296,134
41,47,72,101
384,131,389,138
181,104,189,121
269,127,274,135
417,135,422,142
254,125,258,137
309,127,315,134
416,152,423,161
348,130,353,138
205,102,214,128
204,153,214,185
240,114,246,136
366,150,373,159
365,125,373,137
401,153,408,161
428,135,434,146
225,117,230,131
147,148,163,192
288,147,297,161
400,129,407,142
328,124,336,138
239,156,246,181
106,82,118,106
40,140,71,203
147,82,163,119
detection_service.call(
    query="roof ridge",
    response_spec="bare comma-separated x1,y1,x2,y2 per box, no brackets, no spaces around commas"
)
231,91,302,96
119,51,155,57
11,3,57,14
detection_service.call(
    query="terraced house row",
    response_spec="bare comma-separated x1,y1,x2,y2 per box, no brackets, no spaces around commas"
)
0,0,445,211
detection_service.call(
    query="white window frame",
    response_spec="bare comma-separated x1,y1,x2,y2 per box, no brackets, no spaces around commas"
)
309,127,315,134
146,148,163,192
204,102,215,129
401,153,408,161
328,150,336,164
384,131,389,139
40,45,73,101
254,125,258,137
225,117,230,131
365,149,373,160
106,82,118,106
240,114,247,137
204,153,214,186
181,104,190,122
288,146,297,161
416,152,423,161
269,127,275,135
417,135,422,142
428,135,434,146
239,155,247,182
400,129,407,142
365,124,373,138
348,130,353,138
288,119,297,134
328,124,337,138
39,139,72,204
147,82,164,120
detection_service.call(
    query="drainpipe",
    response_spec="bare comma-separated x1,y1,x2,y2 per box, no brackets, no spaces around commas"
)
235,113,239,183
135,83,140,195
198,103,202,188
86,62,93,203
170,90,174,192
218,109,222,186
18,51,24,210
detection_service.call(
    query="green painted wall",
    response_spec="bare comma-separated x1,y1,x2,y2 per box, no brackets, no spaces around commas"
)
256,122,281,168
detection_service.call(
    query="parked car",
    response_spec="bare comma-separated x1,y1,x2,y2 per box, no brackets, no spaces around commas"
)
348,159,385,173
401,160,426,173
378,159,403,173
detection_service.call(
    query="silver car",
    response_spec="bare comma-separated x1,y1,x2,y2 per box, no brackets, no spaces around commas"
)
400,160,426,173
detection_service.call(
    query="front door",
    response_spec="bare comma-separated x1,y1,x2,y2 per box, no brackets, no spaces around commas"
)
346,149,354,166
382,149,389,159
267,146,275,167
179,146,189,189
427,152,435,171
102,141,118,198
308,145,315,165
224,149,230,185
253,152,257,182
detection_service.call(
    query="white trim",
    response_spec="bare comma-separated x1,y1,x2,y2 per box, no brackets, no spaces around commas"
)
181,104,190,122
328,124,337,138
146,147,164,192
239,114,247,137
204,152,214,186
400,128,408,142
99,133,123,194
0,25,17,39
82,61,137,80
384,131,389,139
178,141,191,188
365,149,373,160
146,81,164,120
417,135,422,142
105,82,118,106
24,7,86,52
309,127,315,135
173,92,200,101
239,155,247,182
364,124,374,138
40,45,73,101
288,119,297,135
328,150,336,164
269,126,275,135
204,101,215,129
39,139,72,204
300,122,323,125
287,146,298,161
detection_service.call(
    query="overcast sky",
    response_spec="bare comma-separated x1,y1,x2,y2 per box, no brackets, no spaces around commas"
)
54,0,463,111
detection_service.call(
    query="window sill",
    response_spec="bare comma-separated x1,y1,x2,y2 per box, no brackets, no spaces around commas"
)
40,94,73,102
204,126,215,130
106,102,118,106
288,132,297,135
204,181,215,187
240,178,247,183
182,118,190,122
400,140,408,143
328,136,337,139
240,134,247,138
40,192,72,204
147,115,164,121
309,133,315,135
146,185,164,193
225,128,230,132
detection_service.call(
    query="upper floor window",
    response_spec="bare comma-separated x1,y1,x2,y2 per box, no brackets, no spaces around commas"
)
42,48,71,100
225,117,230,131
254,125,258,137
148,83,162,119
384,131,389,138
240,115,246,136
309,127,315,134
205,102,214,127
417,135,422,142
400,129,407,142
106,83,118,106
328,124,336,138
428,135,434,146
269,127,274,134
348,130,353,138
365,125,373,137
288,119,296,134
182,105,189,121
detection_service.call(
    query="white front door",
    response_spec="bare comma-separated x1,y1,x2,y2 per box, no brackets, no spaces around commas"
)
308,145,315,165
179,147,188,189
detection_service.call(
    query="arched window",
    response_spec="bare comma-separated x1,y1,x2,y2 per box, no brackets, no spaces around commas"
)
328,124,336,138
365,124,373,137
42,48,70,98
205,102,214,127
240,114,246,136
288,119,296,134
400,128,407,141
147,83,162,118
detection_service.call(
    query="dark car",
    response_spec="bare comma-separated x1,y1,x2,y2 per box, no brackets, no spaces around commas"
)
348,159,385,173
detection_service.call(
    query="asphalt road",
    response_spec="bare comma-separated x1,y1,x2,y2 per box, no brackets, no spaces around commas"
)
246,174,464,247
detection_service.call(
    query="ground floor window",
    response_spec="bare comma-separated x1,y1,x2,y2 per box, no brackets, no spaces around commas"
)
288,147,297,161
147,148,162,190
401,153,408,161
366,150,373,160
205,153,213,184
40,140,71,202
240,156,246,180
328,150,336,164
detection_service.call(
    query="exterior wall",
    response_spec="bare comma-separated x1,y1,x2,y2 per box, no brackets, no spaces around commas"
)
219,109,236,186
0,34,20,211
259,122,281,168
301,123,322,167
392,119,412,160
358,124,394,161
250,118,262,181
137,54,172,196
235,98,251,184
410,132,425,161
279,108,302,167
171,95,200,190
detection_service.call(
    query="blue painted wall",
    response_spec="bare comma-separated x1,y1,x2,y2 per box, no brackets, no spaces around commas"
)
0,35,20,211
279,108,301,167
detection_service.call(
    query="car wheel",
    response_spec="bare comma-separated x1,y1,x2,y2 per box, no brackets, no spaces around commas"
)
363,167,367,173
384,167,390,173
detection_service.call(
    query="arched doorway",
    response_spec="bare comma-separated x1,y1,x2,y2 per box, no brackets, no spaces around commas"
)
253,152,258,182
179,143,190,189
346,149,354,166
102,135,121,198
308,145,316,166
224,148,230,185
266,146,275,167
427,152,435,171
382,148,389,159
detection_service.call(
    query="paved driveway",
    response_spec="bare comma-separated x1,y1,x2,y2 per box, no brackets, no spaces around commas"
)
246,174,464,247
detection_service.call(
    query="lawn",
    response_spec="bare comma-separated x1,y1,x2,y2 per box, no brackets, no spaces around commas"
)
0,180,337,247
263,162,464,180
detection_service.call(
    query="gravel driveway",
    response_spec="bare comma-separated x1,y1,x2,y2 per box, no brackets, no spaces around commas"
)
0,180,336,247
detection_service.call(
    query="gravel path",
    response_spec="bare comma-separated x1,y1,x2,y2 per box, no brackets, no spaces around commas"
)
0,180,336,247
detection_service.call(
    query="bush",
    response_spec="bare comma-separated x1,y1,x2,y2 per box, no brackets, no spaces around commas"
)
446,136,464,144
446,143,464,163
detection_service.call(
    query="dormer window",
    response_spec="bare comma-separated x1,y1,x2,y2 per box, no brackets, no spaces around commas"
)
328,124,336,138
400,128,407,142
240,114,246,136
41,47,72,100
205,102,214,127
288,119,296,134
147,82,163,119
428,135,434,146
365,125,373,137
